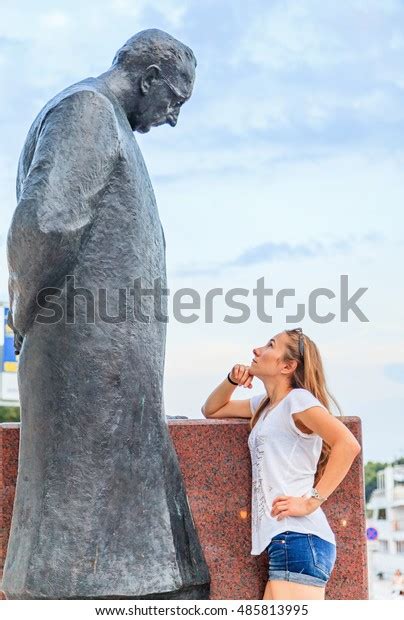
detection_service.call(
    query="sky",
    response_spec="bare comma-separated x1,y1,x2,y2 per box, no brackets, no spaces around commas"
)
0,0,403,462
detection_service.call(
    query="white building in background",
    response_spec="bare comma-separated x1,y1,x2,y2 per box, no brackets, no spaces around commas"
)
366,464,404,577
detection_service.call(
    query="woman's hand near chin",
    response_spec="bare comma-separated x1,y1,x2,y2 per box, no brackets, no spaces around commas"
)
229,364,254,389
201,364,254,418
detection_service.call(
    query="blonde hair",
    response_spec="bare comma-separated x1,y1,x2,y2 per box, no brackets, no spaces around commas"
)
249,328,342,487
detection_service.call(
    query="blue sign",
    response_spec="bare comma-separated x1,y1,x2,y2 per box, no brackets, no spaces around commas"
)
3,307,18,372
367,527,378,541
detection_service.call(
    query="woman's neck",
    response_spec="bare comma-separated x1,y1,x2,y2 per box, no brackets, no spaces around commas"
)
262,381,294,407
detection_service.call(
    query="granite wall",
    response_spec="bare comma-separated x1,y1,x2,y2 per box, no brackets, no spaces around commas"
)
0,418,368,599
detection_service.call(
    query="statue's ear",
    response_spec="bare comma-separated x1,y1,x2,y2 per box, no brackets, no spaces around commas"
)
140,65,161,95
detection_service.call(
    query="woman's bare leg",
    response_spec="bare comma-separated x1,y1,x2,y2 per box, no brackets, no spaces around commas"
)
262,581,273,599
267,580,325,600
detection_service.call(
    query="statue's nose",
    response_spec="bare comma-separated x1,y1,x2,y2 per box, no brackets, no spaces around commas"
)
167,115,177,127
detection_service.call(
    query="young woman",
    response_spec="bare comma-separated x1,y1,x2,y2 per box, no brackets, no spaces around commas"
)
201,327,361,600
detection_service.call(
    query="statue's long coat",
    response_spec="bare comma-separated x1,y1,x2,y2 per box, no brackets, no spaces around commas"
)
3,78,210,599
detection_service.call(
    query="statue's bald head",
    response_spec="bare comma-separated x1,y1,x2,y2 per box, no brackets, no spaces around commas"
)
112,29,196,89
106,29,196,133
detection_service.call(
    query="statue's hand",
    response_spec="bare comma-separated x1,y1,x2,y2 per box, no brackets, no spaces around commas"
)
14,331,24,355
7,309,24,355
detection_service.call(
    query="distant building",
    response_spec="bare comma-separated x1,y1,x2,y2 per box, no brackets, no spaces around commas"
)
366,464,404,576
166,415,188,420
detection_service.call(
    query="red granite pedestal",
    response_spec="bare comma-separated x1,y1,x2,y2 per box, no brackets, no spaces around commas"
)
0,418,368,600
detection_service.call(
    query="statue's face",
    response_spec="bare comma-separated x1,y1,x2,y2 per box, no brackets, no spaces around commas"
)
134,61,195,133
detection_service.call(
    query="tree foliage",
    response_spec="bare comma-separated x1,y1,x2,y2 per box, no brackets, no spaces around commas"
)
0,406,20,423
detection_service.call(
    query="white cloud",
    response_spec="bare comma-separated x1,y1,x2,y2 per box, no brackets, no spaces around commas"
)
234,2,349,70
111,0,189,28
39,12,70,29
236,0,404,72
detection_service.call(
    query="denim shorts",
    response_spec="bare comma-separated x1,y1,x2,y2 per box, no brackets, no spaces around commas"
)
266,531,337,587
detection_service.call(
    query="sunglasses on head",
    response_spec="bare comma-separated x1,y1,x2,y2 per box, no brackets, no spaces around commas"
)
293,327,304,360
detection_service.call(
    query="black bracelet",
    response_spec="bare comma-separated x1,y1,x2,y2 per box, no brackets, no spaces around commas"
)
227,372,239,386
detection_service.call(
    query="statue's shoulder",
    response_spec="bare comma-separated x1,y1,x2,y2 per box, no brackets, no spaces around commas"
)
42,80,116,122
19,80,120,182
24,80,121,155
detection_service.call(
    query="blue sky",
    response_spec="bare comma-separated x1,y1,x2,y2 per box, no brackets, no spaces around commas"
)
0,0,403,461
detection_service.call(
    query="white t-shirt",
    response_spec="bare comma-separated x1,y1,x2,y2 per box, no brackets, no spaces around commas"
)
248,388,337,555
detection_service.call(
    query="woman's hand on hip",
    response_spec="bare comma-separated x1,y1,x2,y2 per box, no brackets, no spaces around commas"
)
270,495,318,520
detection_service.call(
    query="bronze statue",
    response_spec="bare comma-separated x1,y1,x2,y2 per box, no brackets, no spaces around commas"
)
3,29,210,600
